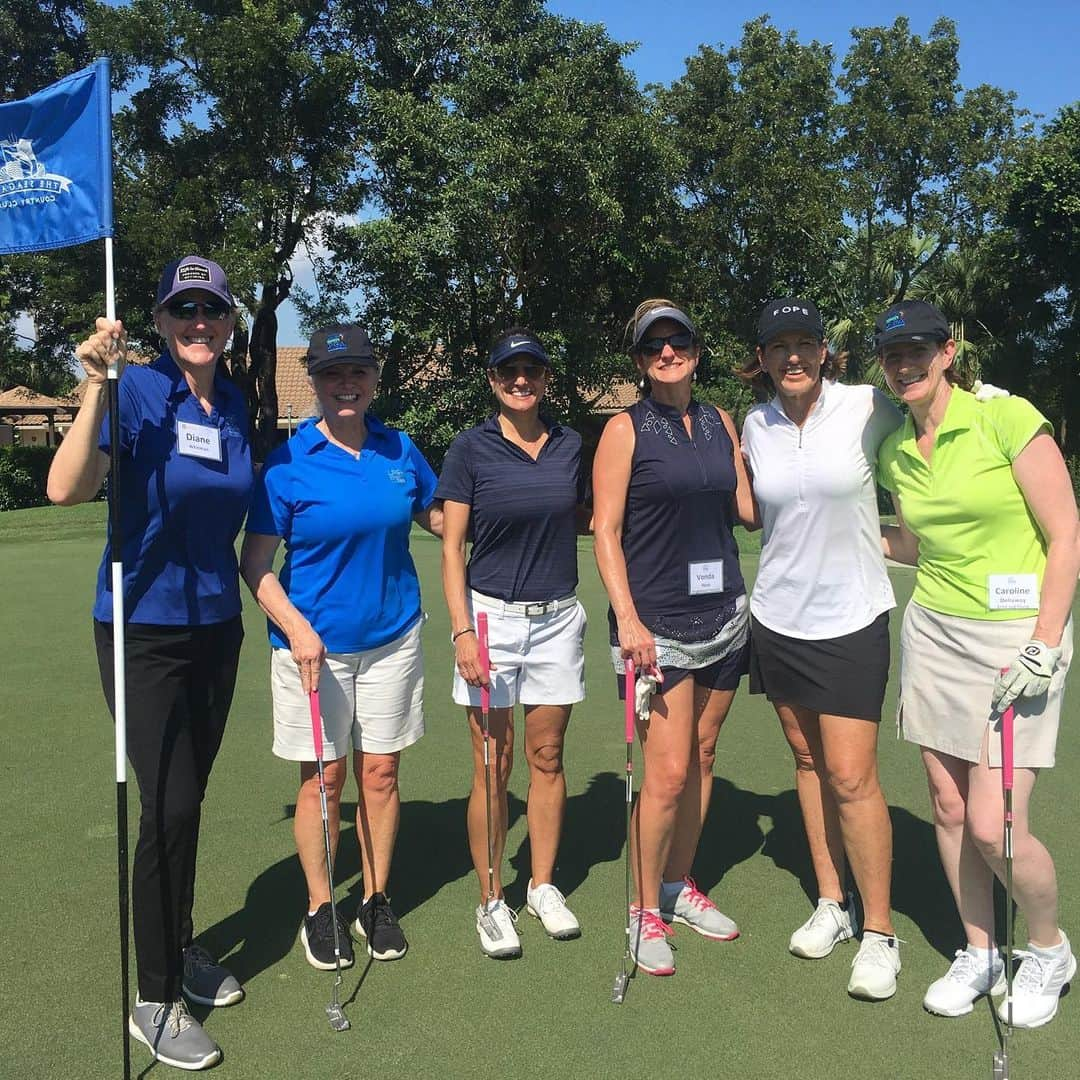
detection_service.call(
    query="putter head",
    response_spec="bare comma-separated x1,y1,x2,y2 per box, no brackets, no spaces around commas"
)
992,1050,1007,1080
611,971,629,1004
326,1003,350,1032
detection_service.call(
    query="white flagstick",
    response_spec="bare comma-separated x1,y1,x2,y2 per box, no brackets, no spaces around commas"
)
104,235,132,1080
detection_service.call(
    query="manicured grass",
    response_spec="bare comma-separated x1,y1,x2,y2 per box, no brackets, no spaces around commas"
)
1,507,1077,1079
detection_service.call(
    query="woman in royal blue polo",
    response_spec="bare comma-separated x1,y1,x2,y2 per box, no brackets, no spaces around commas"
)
439,328,587,959
593,299,753,977
48,256,252,1072
241,324,441,970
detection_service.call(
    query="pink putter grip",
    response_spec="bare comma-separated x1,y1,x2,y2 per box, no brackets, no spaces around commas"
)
308,689,324,761
1001,704,1015,791
477,611,490,711
624,658,636,743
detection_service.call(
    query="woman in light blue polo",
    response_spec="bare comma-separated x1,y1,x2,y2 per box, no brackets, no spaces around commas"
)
241,324,440,970
439,327,588,959
48,255,252,1072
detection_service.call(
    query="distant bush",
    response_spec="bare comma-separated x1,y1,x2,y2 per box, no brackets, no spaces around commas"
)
1068,454,1080,503
0,446,56,511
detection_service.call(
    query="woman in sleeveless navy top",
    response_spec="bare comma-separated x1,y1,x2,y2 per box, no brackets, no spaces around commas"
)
594,299,754,977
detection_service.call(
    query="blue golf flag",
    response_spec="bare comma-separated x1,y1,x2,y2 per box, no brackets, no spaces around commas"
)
0,58,113,254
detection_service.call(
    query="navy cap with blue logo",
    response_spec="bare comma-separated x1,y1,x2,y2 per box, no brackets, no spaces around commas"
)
306,324,378,374
487,334,550,368
874,300,950,352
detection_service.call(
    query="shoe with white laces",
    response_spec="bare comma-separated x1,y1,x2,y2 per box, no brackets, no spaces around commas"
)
848,931,901,1000
924,948,1005,1017
660,877,739,941
998,931,1077,1029
789,898,857,959
129,996,221,1071
629,906,676,975
526,880,581,940
476,898,522,959
181,944,244,1006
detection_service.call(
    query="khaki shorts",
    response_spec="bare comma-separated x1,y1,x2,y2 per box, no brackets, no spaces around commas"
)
271,618,425,760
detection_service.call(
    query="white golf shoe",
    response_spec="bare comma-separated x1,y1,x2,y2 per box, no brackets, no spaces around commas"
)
476,898,522,959
526,880,581,940
924,948,1005,1017
998,931,1076,1029
789,898,856,959
848,931,901,1000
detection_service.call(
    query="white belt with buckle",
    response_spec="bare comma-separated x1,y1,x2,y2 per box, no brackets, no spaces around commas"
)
500,594,578,617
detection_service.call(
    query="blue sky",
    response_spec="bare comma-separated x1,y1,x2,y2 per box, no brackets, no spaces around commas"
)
275,1,1078,345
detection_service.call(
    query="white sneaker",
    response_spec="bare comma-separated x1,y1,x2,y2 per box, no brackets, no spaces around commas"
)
526,880,581,940
789,898,856,959
476,899,522,959
848,931,901,1000
998,931,1077,1029
924,949,1005,1017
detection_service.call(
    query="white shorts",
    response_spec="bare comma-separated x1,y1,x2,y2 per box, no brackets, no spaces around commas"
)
453,590,587,708
272,618,426,760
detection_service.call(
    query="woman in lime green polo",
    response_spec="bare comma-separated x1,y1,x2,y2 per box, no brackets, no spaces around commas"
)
876,300,1080,1030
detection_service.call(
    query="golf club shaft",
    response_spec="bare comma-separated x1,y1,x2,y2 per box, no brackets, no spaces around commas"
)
1002,703,1015,1037
477,613,496,908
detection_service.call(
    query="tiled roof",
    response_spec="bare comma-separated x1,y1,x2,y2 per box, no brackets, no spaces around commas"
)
273,346,316,420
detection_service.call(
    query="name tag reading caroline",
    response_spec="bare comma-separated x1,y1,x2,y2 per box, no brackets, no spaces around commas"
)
987,573,1039,611
688,560,724,595
176,420,222,462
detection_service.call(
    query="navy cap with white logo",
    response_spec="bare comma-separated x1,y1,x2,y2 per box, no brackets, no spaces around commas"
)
306,324,378,374
757,298,824,345
487,334,550,368
873,300,950,351
155,255,234,309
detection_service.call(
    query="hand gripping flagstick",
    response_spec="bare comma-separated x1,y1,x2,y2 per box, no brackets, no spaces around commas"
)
993,701,1016,1080
476,612,502,941
307,690,350,1032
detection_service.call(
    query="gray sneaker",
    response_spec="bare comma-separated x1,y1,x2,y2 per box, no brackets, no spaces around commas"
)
660,877,739,941
129,996,221,1070
182,944,244,1006
629,907,675,975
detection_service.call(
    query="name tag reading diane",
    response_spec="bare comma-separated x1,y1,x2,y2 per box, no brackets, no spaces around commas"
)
176,420,222,462
987,573,1039,612
688,560,724,596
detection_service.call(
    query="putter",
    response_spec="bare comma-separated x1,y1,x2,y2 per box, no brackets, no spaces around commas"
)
612,658,637,1004
307,689,350,1032
476,612,502,940
992,701,1016,1080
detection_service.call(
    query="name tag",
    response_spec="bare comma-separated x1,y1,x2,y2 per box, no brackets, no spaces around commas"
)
177,420,222,462
689,560,724,595
987,573,1039,611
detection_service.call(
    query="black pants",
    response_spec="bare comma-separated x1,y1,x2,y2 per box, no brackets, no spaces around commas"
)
94,617,244,1002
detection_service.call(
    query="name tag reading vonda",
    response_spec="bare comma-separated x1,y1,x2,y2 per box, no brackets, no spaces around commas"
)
688,560,724,595
177,420,222,462
987,573,1038,611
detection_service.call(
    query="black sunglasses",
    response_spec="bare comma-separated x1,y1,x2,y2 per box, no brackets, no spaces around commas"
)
165,300,233,321
638,331,695,356
495,362,546,380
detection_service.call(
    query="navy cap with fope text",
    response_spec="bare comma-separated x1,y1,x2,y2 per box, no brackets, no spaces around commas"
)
874,300,950,351
757,298,824,345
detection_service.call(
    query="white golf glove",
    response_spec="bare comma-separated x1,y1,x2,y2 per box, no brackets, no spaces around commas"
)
635,671,661,720
991,640,1061,711
972,380,1011,402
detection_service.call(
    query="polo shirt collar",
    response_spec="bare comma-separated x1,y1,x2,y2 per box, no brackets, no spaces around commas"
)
482,412,564,437
895,385,976,462
154,350,232,402
297,413,388,454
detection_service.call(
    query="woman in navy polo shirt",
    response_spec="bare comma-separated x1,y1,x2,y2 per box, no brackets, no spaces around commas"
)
241,324,441,970
593,299,753,978
48,256,252,1071
439,328,587,959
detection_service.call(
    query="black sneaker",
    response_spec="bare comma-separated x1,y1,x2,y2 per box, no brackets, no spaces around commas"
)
300,902,355,971
355,892,408,960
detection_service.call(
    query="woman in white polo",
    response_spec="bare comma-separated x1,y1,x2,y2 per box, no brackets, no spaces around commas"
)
740,298,903,1002
438,328,587,959
877,299,1079,1028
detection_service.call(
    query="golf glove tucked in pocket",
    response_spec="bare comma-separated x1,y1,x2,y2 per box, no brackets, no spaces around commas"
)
991,639,1062,711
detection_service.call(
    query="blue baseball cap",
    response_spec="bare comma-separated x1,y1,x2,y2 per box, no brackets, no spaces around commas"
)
874,300,950,351
487,334,550,368
156,255,234,309
306,324,378,374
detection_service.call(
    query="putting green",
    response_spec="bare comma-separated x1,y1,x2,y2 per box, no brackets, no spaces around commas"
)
1,505,1077,1079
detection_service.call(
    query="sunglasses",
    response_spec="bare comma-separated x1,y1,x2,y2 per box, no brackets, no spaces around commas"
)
164,300,233,321
495,362,546,380
638,332,696,356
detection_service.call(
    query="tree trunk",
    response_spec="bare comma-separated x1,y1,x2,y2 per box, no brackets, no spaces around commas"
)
248,290,281,463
